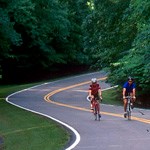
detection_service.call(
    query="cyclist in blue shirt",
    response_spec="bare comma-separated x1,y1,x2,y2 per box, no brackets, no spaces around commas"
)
123,77,136,118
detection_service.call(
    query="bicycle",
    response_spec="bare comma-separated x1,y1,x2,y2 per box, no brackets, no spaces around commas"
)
87,96,101,121
125,95,132,120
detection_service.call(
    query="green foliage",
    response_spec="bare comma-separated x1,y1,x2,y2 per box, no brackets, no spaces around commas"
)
0,0,89,82
82,0,150,104
0,6,22,59
0,0,149,104
59,0,89,64
11,0,71,66
108,0,150,106
83,0,131,69
109,22,150,89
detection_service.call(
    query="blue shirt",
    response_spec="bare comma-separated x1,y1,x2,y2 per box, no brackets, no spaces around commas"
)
123,81,136,93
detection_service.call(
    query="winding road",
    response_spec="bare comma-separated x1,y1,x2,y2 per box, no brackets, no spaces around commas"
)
6,71,150,150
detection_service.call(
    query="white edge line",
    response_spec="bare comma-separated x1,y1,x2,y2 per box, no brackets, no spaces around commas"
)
86,85,118,102
86,85,120,107
101,85,118,91
5,72,103,150
5,82,149,149
87,85,150,111
5,86,80,150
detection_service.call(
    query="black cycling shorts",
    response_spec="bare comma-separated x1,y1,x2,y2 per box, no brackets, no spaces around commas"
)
125,92,133,96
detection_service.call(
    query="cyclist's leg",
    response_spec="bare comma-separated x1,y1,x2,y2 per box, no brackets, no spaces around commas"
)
130,93,134,109
90,99,94,110
97,100,101,119
123,98,127,112
93,102,97,120
90,98,95,112
97,102,100,114
92,100,96,114
93,97,97,113
98,106,101,119
123,98,127,118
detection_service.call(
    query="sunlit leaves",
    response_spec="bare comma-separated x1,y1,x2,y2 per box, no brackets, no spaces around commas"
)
109,0,150,97
82,0,150,100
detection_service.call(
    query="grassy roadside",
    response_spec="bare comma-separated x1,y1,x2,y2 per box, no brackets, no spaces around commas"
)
0,83,70,150
102,88,122,106
0,81,120,150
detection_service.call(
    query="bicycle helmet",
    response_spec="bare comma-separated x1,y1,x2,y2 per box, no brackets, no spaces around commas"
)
91,78,97,83
128,76,134,81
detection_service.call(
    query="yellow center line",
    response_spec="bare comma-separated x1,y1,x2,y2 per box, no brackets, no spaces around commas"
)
44,77,150,124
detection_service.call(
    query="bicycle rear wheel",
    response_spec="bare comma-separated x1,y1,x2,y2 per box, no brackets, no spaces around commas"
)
127,111,131,120
94,104,101,121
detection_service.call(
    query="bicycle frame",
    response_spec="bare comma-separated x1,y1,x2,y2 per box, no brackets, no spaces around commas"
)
126,96,132,120
92,99,100,121
87,96,101,121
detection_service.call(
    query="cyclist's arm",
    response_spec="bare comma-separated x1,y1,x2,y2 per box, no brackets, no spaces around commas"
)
98,89,102,99
88,90,94,98
88,90,92,97
133,88,135,96
123,88,126,99
132,83,136,97
132,88,136,99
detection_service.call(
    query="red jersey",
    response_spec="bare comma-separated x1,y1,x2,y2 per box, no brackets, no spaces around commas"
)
89,83,100,96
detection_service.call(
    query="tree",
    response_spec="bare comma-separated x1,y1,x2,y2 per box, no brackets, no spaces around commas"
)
0,0,91,82
83,0,130,69
0,0,22,60
108,0,150,107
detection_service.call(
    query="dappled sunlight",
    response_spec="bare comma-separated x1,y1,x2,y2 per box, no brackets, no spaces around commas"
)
87,1,94,10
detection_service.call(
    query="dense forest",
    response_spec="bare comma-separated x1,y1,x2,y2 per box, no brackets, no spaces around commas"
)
0,0,149,107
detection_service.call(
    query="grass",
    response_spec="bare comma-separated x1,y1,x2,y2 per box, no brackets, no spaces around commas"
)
102,88,122,106
0,83,70,150
0,81,121,150
0,82,47,98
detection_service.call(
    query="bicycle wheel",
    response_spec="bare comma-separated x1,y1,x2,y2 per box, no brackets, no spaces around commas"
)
94,104,101,121
127,111,131,120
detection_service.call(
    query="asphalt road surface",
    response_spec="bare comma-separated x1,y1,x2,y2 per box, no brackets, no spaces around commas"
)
7,71,150,150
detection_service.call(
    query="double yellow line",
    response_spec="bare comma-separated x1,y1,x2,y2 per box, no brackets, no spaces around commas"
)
44,77,150,124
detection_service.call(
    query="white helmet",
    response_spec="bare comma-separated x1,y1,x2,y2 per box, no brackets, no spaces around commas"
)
91,78,97,83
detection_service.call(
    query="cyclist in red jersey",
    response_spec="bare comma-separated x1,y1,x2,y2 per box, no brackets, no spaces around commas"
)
88,78,102,115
